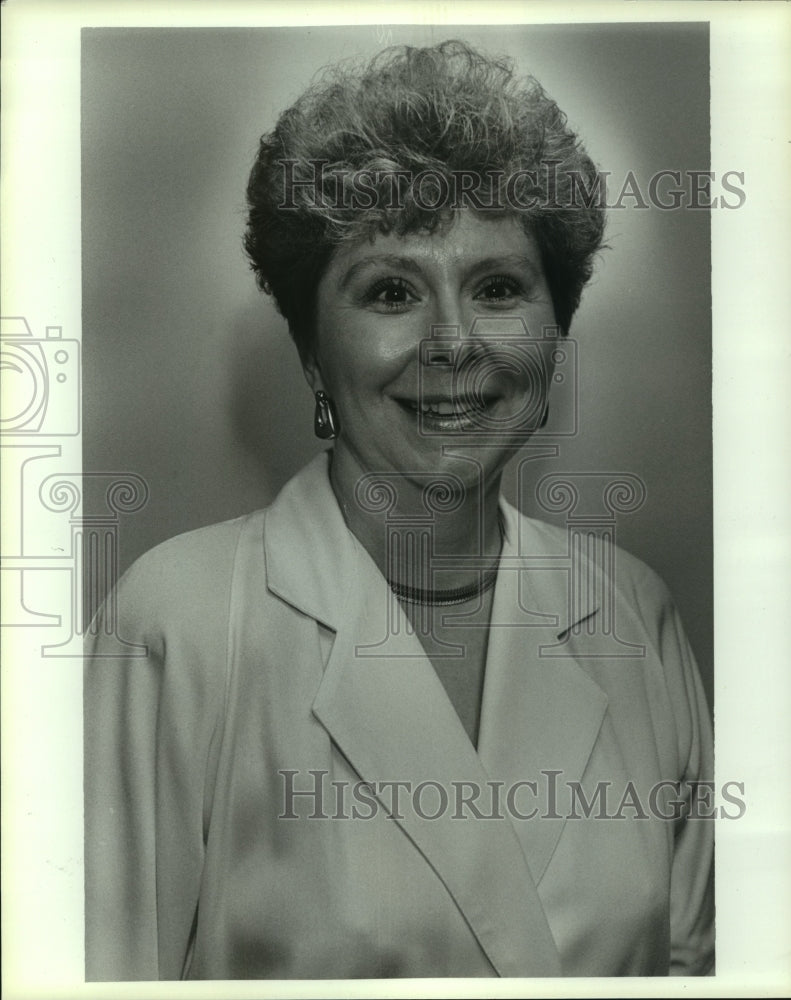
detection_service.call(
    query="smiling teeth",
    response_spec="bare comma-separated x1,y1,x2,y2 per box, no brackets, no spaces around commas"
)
412,400,481,416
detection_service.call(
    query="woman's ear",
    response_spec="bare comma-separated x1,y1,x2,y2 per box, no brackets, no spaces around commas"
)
300,348,322,393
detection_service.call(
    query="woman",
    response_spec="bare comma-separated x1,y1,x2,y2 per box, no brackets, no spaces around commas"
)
84,40,713,979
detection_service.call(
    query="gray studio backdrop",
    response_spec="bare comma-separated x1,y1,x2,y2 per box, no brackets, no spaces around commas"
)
82,23,713,706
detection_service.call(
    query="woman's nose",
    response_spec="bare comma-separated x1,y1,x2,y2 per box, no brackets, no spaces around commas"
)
428,289,468,336
421,292,470,367
421,294,487,371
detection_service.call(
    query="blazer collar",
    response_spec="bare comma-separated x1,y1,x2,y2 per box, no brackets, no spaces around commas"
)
264,451,359,629
264,451,600,635
263,453,608,976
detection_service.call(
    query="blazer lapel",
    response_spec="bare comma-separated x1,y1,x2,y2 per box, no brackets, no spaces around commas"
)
477,502,609,886
312,564,562,978
265,455,562,977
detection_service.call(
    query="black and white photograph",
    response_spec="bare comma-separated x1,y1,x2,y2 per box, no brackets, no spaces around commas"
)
1,2,789,997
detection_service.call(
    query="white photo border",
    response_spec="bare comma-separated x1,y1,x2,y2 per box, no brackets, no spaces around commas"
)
1,1,789,997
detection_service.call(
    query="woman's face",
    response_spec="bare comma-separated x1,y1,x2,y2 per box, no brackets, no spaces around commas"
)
307,210,559,501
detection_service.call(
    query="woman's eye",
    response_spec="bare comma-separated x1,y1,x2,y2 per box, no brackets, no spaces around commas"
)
365,278,417,311
475,276,523,304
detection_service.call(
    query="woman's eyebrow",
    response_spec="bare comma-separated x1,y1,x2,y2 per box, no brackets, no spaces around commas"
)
338,255,424,289
338,251,543,289
465,255,543,279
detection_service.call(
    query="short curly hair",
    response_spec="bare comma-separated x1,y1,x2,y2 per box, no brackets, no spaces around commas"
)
245,40,605,354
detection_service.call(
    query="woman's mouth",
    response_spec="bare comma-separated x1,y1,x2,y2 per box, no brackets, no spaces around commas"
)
396,396,494,431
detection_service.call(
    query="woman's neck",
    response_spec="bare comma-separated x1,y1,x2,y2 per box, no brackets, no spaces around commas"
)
328,449,504,591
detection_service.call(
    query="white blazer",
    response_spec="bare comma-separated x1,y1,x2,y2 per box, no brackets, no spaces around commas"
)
84,452,714,980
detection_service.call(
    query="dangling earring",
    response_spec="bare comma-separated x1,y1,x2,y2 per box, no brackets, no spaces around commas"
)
314,390,339,440
539,402,550,428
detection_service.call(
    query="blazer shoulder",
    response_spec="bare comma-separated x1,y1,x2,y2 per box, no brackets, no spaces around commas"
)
105,511,267,644
130,512,262,575
517,510,674,610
